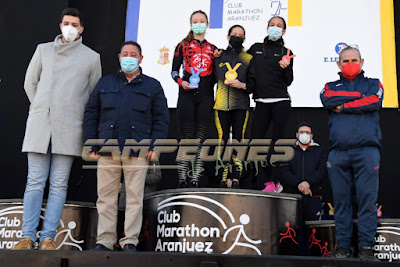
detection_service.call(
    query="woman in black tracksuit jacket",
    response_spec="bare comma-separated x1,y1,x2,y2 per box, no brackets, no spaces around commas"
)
247,16,294,190
171,10,217,188
213,25,255,189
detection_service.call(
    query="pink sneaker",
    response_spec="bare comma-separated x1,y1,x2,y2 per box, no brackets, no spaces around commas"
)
262,182,276,192
274,182,283,193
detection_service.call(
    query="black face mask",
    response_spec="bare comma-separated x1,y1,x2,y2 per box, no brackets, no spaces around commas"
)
229,36,244,49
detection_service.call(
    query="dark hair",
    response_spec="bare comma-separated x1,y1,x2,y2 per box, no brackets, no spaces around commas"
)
297,121,312,133
268,16,286,29
182,10,209,44
61,8,83,25
120,41,142,56
228,25,246,37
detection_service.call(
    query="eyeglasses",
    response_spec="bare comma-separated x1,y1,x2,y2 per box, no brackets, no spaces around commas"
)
339,44,359,53
298,131,311,135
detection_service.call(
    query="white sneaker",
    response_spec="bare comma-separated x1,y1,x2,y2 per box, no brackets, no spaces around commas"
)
274,182,283,193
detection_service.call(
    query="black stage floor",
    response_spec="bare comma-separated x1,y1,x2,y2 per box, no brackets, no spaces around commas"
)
0,251,397,267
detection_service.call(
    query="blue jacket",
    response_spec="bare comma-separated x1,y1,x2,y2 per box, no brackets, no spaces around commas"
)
320,71,383,150
280,142,327,196
83,71,169,153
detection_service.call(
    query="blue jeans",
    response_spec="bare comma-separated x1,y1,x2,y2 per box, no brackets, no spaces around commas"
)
22,152,74,242
327,147,380,249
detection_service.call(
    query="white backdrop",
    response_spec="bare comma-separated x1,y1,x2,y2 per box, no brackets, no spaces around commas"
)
127,0,386,108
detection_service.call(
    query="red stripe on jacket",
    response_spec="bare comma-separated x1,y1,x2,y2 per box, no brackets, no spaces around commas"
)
324,90,361,98
343,95,380,109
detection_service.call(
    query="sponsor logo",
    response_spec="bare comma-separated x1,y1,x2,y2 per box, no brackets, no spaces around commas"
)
326,162,331,168
324,42,348,63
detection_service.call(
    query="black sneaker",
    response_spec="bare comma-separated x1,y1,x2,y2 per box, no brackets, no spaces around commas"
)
123,244,137,252
231,181,240,189
189,181,199,188
220,181,228,188
327,246,351,258
358,246,379,261
178,181,188,188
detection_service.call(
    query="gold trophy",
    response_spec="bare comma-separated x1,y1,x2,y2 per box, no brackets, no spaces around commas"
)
224,63,242,83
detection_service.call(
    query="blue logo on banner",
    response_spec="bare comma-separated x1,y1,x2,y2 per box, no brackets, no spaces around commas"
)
210,0,224,29
335,42,348,55
125,0,141,41
324,42,347,63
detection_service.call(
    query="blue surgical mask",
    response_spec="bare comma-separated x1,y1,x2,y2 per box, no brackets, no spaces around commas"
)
120,57,139,73
267,26,283,41
192,23,207,35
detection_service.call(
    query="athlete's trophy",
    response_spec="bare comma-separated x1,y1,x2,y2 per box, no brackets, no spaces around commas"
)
224,63,242,83
189,67,203,88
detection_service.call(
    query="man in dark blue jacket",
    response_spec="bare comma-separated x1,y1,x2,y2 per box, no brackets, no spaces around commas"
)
280,122,327,255
320,46,382,261
83,41,169,251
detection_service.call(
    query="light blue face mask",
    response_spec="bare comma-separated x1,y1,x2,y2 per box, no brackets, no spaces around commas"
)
192,23,207,35
267,26,283,41
120,57,139,73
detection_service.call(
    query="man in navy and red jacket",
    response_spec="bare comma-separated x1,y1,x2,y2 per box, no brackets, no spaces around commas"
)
320,46,383,261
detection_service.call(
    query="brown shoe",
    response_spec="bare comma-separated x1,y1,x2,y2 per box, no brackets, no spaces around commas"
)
39,238,57,250
12,237,34,250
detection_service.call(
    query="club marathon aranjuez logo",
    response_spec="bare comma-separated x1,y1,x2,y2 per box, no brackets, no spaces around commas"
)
0,205,84,250
375,225,400,262
324,42,348,63
154,195,262,254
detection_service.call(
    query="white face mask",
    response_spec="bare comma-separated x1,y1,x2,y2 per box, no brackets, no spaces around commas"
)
299,133,311,145
61,25,79,42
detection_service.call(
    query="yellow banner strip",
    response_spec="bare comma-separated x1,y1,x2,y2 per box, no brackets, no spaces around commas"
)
288,0,302,27
381,0,398,108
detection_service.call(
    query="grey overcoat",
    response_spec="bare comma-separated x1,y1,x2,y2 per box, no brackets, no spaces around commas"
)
22,35,102,156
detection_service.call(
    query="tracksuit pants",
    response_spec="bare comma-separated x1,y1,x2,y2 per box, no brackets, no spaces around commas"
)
327,147,380,249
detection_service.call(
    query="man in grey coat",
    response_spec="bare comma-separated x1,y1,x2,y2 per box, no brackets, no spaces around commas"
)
13,8,102,250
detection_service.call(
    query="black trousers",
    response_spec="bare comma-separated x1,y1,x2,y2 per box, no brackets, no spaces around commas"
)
214,109,249,182
251,100,291,189
298,196,323,255
176,94,214,183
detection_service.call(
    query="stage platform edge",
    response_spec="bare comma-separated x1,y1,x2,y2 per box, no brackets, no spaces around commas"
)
0,250,396,267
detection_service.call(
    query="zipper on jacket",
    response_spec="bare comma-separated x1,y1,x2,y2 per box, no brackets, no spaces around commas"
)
200,42,203,95
227,51,235,111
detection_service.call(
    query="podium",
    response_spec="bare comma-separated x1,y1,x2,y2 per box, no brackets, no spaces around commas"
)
306,219,400,262
0,200,98,250
139,188,300,255
0,189,301,255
